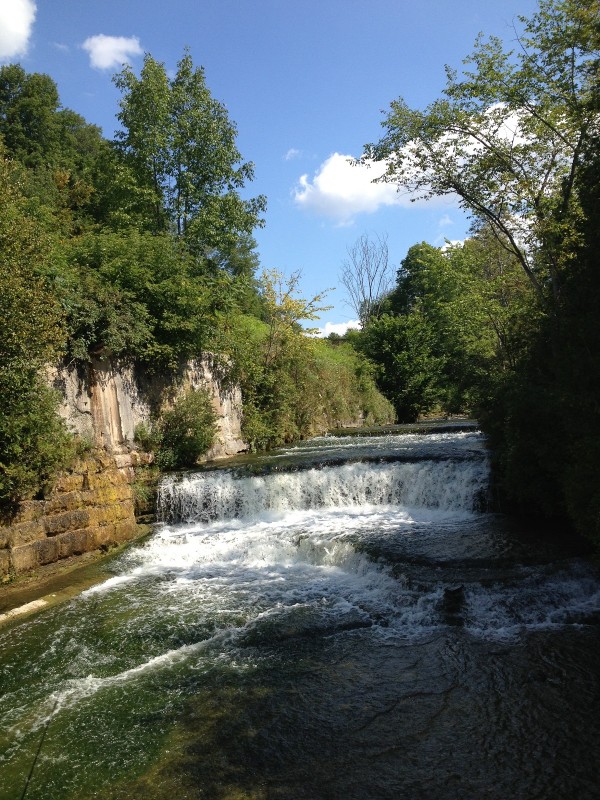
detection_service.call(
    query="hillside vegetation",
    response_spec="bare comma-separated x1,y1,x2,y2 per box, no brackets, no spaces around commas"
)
0,54,392,507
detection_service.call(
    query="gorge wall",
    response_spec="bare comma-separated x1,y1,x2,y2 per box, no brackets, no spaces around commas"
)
1,356,246,581
50,355,246,462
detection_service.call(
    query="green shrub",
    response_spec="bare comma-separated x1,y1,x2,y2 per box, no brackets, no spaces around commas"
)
0,371,74,508
155,388,217,470
134,421,162,453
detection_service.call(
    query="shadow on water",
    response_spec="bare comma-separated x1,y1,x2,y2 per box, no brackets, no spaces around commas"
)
97,625,600,800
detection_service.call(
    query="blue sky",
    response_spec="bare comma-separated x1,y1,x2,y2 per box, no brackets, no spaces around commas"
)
1,0,539,333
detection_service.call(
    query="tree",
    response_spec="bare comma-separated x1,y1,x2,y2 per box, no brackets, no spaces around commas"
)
365,0,599,306
358,311,444,422
0,146,72,506
340,233,393,326
260,268,332,368
114,55,171,231
114,51,266,253
0,65,60,168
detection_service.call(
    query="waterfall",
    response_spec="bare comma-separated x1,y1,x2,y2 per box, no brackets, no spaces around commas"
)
157,457,490,524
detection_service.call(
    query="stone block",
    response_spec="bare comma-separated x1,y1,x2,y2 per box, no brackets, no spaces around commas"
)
92,484,133,507
36,537,60,566
113,520,139,543
8,520,46,548
44,508,90,537
118,466,136,483
53,473,84,493
44,491,83,515
57,529,94,559
10,544,40,573
90,525,116,549
86,470,122,491
0,549,10,578
13,501,43,524
92,502,134,528
114,453,134,469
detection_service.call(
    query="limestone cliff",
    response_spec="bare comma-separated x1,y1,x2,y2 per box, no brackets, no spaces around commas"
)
49,354,246,459
1,355,246,580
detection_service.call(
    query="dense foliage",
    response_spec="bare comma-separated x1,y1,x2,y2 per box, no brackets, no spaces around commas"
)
0,147,73,507
220,270,393,451
354,0,600,542
0,52,391,505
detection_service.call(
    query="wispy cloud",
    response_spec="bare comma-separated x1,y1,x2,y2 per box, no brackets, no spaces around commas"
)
0,0,36,60
82,34,142,70
53,42,69,53
284,148,301,161
438,214,453,227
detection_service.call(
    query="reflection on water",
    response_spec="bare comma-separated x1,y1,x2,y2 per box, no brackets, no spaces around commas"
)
1,429,599,799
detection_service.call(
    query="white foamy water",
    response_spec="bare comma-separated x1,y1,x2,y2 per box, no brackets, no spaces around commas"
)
158,457,489,524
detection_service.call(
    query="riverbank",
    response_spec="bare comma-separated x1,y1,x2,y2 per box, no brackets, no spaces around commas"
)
0,525,152,623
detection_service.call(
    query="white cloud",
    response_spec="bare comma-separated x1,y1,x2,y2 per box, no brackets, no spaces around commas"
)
0,0,36,60
440,239,465,251
284,148,301,161
438,214,453,227
313,319,361,338
294,153,407,224
294,152,455,225
82,34,142,70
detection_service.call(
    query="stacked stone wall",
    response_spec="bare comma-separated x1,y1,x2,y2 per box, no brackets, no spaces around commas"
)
1,453,141,581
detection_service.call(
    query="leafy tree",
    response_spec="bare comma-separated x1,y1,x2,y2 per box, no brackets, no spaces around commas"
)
63,230,234,366
259,268,331,368
114,55,171,231
219,272,334,449
365,0,599,306
0,64,60,168
114,50,266,253
0,147,72,506
357,311,444,421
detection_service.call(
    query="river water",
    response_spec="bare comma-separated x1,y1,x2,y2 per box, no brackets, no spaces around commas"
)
1,429,600,799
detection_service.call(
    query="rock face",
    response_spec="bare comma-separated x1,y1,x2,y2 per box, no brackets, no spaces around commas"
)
0,453,140,580
49,355,246,459
1,356,246,580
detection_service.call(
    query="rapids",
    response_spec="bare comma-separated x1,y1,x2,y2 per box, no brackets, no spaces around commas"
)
1,428,599,799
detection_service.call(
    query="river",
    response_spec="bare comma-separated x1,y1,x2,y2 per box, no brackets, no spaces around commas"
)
1,428,599,799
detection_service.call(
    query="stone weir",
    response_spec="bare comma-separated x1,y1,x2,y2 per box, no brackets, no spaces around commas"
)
0,452,140,582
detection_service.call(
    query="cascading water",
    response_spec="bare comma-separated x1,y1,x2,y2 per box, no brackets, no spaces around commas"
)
157,455,489,523
1,428,599,800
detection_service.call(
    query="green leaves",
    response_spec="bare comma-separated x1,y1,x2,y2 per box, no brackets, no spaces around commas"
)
155,388,217,470
114,51,266,249
0,147,72,506
367,0,598,307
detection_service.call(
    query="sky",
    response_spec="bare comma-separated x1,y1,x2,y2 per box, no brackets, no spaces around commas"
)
1,0,539,334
